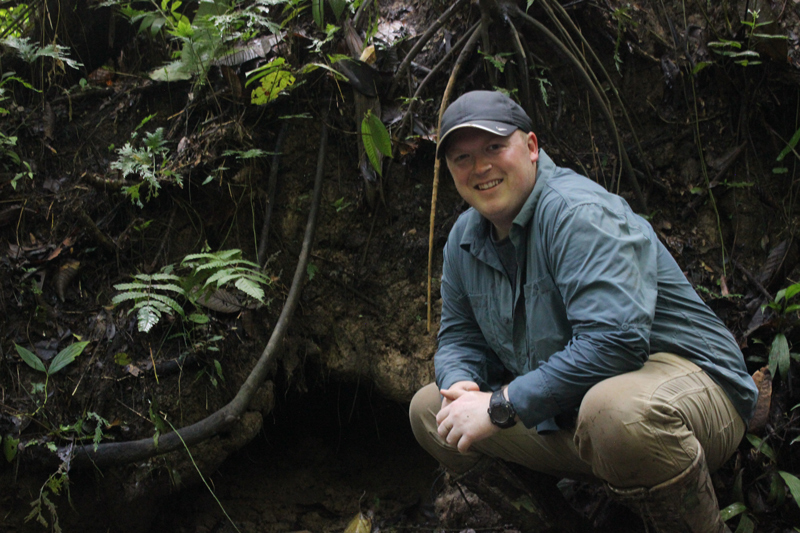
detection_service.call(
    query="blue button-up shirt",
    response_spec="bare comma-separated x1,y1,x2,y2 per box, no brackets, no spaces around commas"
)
435,149,757,430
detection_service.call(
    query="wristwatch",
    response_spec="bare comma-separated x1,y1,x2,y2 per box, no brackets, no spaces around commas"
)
488,389,517,428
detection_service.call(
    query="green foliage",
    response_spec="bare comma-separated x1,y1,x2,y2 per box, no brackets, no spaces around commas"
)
773,125,800,174
480,51,514,74
0,3,31,38
111,126,180,207
361,109,392,177
3,435,19,462
1,36,83,70
113,249,272,333
26,461,71,533
708,9,787,68
1,72,37,189
112,270,186,333
15,342,90,376
610,7,636,74
312,0,350,28
246,57,297,104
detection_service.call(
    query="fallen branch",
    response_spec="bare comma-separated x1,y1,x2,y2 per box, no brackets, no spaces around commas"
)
21,110,330,469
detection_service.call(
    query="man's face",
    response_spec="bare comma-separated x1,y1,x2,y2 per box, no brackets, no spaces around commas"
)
445,128,539,239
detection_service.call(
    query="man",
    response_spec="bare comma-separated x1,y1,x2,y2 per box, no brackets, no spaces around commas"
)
409,90,757,533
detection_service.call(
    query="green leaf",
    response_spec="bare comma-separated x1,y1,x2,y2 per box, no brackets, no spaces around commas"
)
769,333,790,380
312,0,324,28
235,277,265,302
779,471,800,510
307,263,318,281
362,109,391,177
746,433,777,462
720,502,747,521
114,352,131,366
734,513,755,533
329,0,347,20
188,313,209,324
137,305,161,333
777,126,800,162
783,283,800,302
3,436,19,462
15,344,47,373
112,291,152,305
48,341,90,375
364,109,392,157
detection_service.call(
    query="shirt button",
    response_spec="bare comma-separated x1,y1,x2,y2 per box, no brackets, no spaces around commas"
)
621,323,630,331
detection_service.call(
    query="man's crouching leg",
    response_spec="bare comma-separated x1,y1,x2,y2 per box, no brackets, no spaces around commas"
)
575,353,744,533
409,382,593,532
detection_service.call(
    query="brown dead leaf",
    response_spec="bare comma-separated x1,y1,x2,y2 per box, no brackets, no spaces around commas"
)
748,366,772,435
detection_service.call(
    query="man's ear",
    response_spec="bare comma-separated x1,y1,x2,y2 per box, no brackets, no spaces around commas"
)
527,131,539,164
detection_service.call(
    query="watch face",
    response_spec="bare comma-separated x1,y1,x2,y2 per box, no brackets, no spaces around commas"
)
491,405,511,424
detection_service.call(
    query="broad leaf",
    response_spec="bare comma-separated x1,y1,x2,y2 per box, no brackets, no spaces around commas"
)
15,344,46,373
769,333,790,380
329,0,347,20
720,502,747,521
48,341,90,375
312,0,324,28
779,471,800,510
747,433,777,462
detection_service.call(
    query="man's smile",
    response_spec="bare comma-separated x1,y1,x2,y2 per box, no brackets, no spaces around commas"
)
476,179,503,191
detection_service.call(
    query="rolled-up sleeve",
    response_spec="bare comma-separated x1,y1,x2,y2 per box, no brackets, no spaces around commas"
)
508,201,659,428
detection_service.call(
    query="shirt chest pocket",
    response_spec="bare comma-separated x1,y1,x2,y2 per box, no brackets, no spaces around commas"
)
524,276,571,362
467,292,511,353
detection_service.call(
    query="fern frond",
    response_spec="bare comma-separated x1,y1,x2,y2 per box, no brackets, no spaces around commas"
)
235,277,265,302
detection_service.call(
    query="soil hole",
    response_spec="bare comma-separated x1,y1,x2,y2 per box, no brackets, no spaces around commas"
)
151,379,439,532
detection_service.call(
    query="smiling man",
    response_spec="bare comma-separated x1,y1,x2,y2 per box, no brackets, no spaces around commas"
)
409,91,757,533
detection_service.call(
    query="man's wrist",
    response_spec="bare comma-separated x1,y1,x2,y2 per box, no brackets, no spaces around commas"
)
488,389,517,428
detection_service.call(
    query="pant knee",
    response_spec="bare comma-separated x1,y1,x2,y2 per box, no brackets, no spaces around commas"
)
409,382,441,445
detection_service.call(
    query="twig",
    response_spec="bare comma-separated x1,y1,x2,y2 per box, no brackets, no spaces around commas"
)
25,106,331,469
427,22,484,334
388,0,470,99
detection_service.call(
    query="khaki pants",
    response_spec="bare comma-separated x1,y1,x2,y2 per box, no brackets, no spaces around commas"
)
409,353,745,488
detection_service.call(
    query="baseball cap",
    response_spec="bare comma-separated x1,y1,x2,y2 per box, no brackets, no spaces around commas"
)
436,90,533,159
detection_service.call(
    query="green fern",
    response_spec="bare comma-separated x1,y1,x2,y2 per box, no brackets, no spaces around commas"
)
112,271,186,333
113,249,272,333
181,249,272,305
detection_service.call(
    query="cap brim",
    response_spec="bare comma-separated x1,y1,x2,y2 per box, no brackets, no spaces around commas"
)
436,120,518,159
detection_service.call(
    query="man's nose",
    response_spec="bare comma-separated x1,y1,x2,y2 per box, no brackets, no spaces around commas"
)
473,156,492,175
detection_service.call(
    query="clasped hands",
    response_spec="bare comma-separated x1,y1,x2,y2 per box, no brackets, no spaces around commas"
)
436,380,501,453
